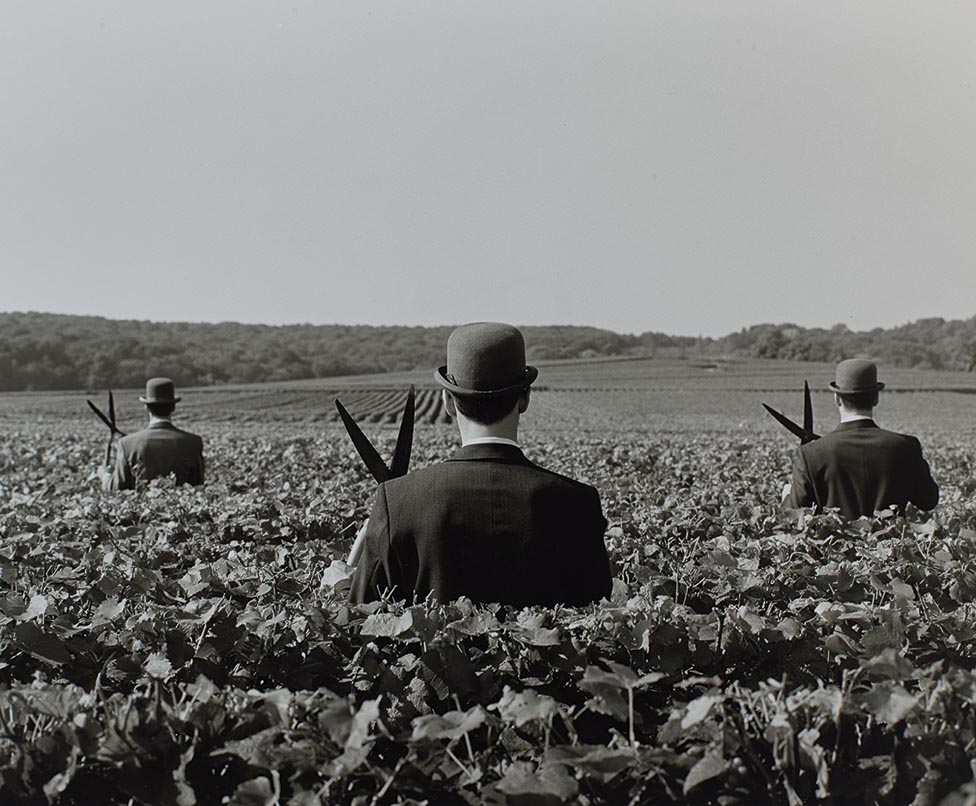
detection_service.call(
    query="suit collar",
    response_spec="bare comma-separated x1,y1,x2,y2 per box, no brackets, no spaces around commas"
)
834,419,878,432
147,420,177,430
448,442,531,465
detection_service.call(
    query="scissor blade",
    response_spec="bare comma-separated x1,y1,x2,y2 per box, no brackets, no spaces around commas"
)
390,385,415,478
87,400,115,432
335,398,392,483
763,403,809,442
802,381,814,436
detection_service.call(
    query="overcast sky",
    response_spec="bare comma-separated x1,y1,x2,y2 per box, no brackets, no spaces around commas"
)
1,2,974,336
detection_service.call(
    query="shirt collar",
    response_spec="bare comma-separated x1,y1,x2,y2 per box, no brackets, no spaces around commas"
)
835,418,878,431
461,436,520,448
450,441,531,465
149,415,173,427
839,413,874,423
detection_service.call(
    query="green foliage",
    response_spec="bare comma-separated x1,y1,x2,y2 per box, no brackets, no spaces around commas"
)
0,417,974,803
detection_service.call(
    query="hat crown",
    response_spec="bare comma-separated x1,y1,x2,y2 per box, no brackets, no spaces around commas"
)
141,377,179,404
445,322,528,393
831,359,883,393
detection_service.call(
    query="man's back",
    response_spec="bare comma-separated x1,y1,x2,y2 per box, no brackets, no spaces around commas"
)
112,422,205,489
789,420,938,517
350,443,611,606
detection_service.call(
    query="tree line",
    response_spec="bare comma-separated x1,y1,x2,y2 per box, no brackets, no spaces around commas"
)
0,311,973,391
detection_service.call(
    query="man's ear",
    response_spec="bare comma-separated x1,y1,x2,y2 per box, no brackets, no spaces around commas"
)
442,390,457,418
518,388,531,414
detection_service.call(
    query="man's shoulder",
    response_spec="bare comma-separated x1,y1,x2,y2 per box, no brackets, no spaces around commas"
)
522,461,600,495
118,429,149,449
120,425,202,449
839,424,920,447
382,457,599,498
881,429,925,458
173,426,203,445
798,428,853,462
805,424,922,456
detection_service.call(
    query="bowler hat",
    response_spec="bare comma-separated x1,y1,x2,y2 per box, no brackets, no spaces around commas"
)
829,359,885,394
434,322,539,397
139,377,181,404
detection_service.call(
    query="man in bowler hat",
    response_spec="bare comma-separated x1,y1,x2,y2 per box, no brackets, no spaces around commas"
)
786,359,938,517
98,378,205,491
349,322,612,606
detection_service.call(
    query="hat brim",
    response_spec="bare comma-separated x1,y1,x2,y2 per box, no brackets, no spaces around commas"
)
434,365,538,398
139,396,181,403
829,382,884,394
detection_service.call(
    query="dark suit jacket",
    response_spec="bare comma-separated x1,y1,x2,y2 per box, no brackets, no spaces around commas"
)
109,421,205,490
349,443,612,607
788,419,938,517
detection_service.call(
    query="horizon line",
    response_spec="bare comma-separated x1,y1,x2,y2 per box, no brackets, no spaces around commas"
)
1,308,969,341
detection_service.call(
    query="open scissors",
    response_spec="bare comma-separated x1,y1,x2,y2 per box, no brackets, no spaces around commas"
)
87,391,125,438
762,381,820,444
87,391,126,465
335,385,416,482
336,386,416,568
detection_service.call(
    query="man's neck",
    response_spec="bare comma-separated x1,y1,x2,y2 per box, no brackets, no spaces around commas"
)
838,409,874,423
456,416,519,446
149,414,173,427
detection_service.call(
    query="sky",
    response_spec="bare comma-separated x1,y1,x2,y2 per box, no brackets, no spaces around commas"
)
1,1,974,337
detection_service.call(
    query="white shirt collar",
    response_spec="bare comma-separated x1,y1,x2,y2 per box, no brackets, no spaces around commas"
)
149,415,173,427
462,436,520,448
839,413,874,423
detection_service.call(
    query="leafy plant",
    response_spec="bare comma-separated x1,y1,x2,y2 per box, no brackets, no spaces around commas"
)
0,418,974,803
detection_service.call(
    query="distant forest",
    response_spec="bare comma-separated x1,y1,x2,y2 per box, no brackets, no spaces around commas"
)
1,312,974,391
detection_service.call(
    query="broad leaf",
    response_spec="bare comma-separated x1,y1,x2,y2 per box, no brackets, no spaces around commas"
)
495,761,578,802
490,686,560,727
144,652,174,680
411,706,486,742
319,560,354,590
360,611,414,638
21,593,52,622
860,683,918,725
683,751,727,794
547,745,636,782
14,622,71,665
681,694,725,729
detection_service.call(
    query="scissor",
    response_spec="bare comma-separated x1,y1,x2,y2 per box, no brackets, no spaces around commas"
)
336,386,416,567
762,381,820,444
87,391,126,464
335,385,416,483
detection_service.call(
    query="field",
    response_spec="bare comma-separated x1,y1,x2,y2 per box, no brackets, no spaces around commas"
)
1,357,975,804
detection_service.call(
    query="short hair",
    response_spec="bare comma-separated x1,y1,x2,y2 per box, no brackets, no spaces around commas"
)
837,390,878,411
147,401,175,417
452,389,522,425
